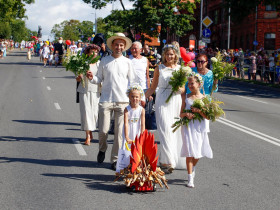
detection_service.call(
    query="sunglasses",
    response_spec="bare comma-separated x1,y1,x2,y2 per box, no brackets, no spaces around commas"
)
197,60,207,64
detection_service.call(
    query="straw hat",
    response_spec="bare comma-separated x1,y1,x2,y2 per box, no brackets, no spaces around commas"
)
107,33,132,51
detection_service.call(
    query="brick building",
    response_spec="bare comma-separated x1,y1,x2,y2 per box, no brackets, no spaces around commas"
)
178,1,280,51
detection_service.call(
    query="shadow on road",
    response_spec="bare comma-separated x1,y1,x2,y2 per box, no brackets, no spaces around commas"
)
44,76,74,79
13,120,80,126
0,135,113,145
219,79,280,99
0,156,111,169
0,62,44,66
42,173,134,194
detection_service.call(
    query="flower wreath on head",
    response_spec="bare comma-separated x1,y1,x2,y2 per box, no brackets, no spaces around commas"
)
126,83,144,98
162,44,179,54
187,72,204,87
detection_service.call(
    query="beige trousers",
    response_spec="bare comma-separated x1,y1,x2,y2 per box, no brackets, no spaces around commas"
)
98,102,128,163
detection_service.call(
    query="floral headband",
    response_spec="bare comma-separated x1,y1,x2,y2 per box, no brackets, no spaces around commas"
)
187,72,204,86
162,44,179,54
126,83,144,97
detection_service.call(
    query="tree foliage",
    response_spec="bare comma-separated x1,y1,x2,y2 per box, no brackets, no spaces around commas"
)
0,0,35,40
224,0,280,21
93,0,199,51
51,20,96,42
0,0,35,22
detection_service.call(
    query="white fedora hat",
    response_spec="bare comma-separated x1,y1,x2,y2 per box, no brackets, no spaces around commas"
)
107,32,132,51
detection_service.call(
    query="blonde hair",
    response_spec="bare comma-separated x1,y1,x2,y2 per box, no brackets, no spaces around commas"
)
162,45,179,65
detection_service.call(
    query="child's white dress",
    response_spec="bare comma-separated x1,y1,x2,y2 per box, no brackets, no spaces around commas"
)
181,97,213,159
116,105,143,172
121,105,143,150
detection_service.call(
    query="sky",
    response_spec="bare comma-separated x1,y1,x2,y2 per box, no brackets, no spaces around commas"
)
25,0,134,41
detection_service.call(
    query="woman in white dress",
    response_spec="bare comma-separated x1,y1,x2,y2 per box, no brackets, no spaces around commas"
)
145,44,186,173
76,44,101,145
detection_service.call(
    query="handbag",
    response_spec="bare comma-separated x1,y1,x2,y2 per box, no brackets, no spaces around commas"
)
145,99,157,130
116,144,131,172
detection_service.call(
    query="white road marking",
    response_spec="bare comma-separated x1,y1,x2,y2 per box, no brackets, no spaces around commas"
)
47,86,51,90
42,77,46,80
238,95,268,104
40,70,42,72
54,103,61,110
72,139,87,156
218,118,280,147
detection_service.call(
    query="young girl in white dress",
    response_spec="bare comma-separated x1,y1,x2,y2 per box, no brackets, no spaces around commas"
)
116,84,145,172
180,73,213,188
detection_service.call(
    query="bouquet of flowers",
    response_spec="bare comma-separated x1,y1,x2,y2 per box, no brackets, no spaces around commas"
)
63,50,100,87
165,64,192,103
171,96,225,132
211,51,235,95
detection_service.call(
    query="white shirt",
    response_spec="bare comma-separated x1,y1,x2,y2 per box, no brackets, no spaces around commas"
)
129,55,148,89
69,45,77,53
91,55,136,103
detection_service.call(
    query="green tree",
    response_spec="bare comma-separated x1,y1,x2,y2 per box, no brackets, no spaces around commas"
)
224,0,280,21
133,0,199,51
83,0,199,51
62,19,80,41
51,20,96,42
0,0,35,39
0,0,35,22
79,21,94,42
0,22,12,39
51,23,63,41
10,19,28,41
93,1,197,51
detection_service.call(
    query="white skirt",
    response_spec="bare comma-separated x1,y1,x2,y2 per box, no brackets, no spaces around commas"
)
181,120,213,159
155,88,186,169
79,91,100,131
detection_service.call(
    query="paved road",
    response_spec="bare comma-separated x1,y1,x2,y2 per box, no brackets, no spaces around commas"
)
0,50,279,210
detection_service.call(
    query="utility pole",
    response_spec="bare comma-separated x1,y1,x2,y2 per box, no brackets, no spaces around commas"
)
254,6,258,52
200,0,203,39
227,6,230,49
95,9,97,34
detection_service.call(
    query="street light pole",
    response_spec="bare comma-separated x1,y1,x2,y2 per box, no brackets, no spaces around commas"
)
227,6,230,49
200,0,203,39
95,9,97,34
254,6,258,52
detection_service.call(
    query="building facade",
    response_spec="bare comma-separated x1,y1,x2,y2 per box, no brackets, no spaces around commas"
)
179,0,280,51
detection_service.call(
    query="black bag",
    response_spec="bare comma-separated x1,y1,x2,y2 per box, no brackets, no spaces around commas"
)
76,82,80,103
145,99,157,130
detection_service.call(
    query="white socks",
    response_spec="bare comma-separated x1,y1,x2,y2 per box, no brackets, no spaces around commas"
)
187,173,194,188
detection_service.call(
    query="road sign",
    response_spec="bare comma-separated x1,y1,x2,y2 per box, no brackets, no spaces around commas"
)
202,16,213,28
202,28,211,38
135,34,141,40
202,37,211,43
253,41,258,46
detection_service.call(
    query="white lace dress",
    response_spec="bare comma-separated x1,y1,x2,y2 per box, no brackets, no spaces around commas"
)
181,97,213,159
155,64,186,169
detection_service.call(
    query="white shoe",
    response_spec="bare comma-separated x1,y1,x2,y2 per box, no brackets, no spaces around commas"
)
187,173,195,188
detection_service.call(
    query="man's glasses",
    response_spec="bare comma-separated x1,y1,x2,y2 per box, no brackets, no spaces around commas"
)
197,60,207,64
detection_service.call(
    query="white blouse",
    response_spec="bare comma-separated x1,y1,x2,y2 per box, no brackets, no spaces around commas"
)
90,55,137,103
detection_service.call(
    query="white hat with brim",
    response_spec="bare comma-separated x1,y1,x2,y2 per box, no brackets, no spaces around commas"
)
107,33,132,52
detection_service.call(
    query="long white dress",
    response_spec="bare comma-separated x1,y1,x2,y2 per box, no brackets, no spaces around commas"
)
181,97,213,159
155,64,186,169
77,62,100,131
